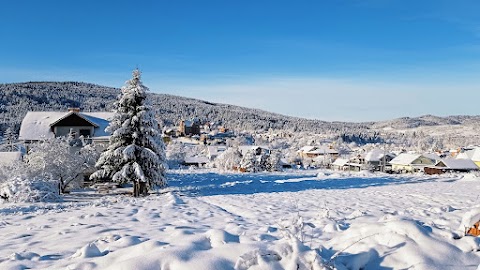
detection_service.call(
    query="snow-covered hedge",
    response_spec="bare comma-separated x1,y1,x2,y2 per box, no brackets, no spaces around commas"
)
0,177,62,203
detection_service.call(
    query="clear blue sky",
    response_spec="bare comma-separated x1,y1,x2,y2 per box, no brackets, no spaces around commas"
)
1,0,479,122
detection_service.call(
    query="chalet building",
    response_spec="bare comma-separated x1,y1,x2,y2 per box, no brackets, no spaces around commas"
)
424,158,479,175
389,153,435,173
297,146,339,160
364,149,396,171
178,119,201,136
18,108,113,147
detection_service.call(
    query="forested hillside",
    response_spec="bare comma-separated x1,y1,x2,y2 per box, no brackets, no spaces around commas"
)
1,82,479,147
0,82,370,134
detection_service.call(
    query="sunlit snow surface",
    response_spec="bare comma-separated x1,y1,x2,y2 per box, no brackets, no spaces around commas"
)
1,170,480,269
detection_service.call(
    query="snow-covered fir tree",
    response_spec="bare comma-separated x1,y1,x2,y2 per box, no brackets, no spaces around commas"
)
258,151,269,172
265,150,282,172
240,149,258,172
2,127,17,151
90,69,167,196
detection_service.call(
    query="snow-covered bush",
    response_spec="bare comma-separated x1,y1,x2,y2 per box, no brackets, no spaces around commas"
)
0,160,27,185
25,137,86,193
0,177,61,203
211,147,242,171
166,141,187,169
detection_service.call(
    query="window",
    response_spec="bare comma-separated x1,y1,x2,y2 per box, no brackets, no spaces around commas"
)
79,129,91,137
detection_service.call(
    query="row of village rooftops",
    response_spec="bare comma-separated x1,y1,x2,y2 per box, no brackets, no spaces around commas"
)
180,143,480,175
9,109,480,175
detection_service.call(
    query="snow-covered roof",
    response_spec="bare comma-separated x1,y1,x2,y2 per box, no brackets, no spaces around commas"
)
308,146,338,155
0,151,22,166
456,152,470,160
298,146,316,153
299,146,338,155
332,158,349,167
461,148,480,162
364,149,395,162
238,145,269,156
207,145,227,156
423,153,440,162
389,153,423,165
436,158,479,170
184,155,209,165
19,111,114,141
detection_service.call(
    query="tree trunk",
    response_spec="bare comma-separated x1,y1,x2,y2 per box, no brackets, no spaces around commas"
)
139,182,147,196
133,181,139,197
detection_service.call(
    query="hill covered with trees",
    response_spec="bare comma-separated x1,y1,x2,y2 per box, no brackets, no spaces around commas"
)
1,82,480,147
0,81,371,134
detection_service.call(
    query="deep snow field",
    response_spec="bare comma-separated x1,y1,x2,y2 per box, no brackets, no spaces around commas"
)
1,170,480,270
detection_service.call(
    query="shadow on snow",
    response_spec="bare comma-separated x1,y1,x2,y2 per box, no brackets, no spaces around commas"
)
166,171,441,197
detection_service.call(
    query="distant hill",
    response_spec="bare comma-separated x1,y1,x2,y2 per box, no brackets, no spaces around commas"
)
371,114,480,129
1,82,479,139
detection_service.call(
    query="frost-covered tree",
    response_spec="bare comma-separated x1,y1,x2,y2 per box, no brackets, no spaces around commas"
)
166,141,187,169
25,137,85,194
266,150,282,172
240,149,258,172
2,127,17,151
258,151,269,172
91,70,167,197
212,147,242,171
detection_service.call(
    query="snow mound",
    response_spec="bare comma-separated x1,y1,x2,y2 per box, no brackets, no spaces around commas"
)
8,252,40,261
235,239,326,270
166,192,185,205
459,173,480,182
328,218,477,270
205,229,240,247
0,177,61,203
460,207,480,231
72,243,105,258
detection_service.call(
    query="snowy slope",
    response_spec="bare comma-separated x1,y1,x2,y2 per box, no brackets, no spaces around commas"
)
1,171,480,269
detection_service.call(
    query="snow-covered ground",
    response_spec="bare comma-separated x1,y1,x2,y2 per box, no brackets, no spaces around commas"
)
1,170,480,269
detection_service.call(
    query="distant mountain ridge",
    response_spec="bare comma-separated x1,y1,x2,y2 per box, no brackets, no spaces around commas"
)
0,81,479,136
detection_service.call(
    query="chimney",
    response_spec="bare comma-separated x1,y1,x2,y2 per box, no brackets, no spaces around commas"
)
68,108,81,113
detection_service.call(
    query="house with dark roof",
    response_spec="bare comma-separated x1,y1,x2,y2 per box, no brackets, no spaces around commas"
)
178,118,201,136
18,108,114,145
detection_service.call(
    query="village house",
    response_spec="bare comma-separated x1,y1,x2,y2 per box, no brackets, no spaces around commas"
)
364,148,396,171
424,158,479,175
182,155,209,167
178,119,201,136
297,145,339,160
456,147,480,168
18,108,113,150
238,145,270,157
389,153,435,173
331,158,349,171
